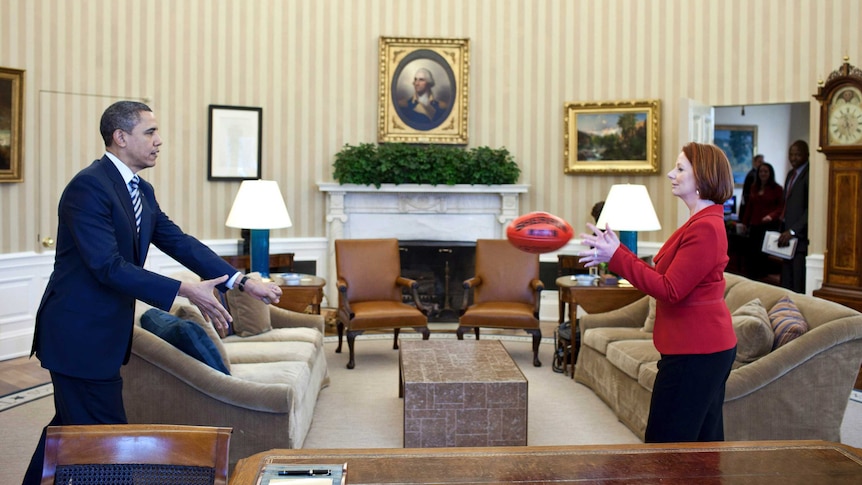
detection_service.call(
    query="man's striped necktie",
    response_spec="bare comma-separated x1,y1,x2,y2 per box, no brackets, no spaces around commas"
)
129,175,141,235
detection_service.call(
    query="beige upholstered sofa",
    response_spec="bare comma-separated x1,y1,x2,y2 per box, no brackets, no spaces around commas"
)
575,273,862,442
121,273,329,466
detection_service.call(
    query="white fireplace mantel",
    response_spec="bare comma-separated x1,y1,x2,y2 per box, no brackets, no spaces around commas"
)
318,182,529,299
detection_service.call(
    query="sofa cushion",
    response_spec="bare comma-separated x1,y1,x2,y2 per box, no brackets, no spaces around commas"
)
769,296,809,349
730,298,774,363
642,297,657,333
140,308,231,375
172,304,232,372
225,340,319,366
637,361,658,392
606,340,661,380
583,327,653,355
223,327,323,346
225,273,273,337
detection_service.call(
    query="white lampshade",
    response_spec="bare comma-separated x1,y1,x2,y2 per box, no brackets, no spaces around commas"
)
225,180,293,230
596,184,661,232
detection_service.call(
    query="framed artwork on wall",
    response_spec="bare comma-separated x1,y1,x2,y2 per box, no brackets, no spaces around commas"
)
0,66,25,183
564,99,661,174
207,105,262,181
378,36,469,145
714,125,757,185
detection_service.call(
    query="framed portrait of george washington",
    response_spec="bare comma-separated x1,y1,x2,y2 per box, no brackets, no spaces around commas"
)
564,99,661,175
378,36,469,145
0,66,25,183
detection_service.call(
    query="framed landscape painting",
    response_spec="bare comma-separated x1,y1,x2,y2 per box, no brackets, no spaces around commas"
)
564,99,660,174
378,36,469,144
714,125,757,185
0,66,24,183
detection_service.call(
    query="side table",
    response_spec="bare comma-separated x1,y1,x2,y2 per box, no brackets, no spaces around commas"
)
271,273,326,314
555,276,645,377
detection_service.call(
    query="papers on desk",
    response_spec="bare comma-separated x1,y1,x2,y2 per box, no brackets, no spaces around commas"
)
761,231,797,260
257,463,347,485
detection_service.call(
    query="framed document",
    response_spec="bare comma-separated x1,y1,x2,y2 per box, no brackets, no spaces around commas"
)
762,230,797,260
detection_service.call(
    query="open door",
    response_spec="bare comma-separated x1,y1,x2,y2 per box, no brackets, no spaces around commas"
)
676,98,714,227
37,92,131,253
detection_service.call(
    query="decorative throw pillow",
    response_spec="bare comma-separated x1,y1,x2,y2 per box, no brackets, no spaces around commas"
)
730,298,774,363
225,272,272,337
173,305,231,372
768,296,809,350
140,308,231,375
642,297,657,333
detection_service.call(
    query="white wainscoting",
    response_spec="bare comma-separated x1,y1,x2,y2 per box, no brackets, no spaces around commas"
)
0,237,329,361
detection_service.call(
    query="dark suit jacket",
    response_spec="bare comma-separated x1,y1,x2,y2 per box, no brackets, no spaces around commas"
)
783,163,809,254
32,156,236,380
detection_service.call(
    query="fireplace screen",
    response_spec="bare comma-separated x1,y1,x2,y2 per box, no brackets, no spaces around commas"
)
399,241,476,322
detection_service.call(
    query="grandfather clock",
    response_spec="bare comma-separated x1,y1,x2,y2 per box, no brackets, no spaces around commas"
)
812,57,862,313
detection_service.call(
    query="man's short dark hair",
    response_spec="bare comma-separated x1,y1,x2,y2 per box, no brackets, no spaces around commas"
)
100,101,152,147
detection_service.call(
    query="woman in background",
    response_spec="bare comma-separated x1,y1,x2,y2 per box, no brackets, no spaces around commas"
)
739,162,783,280
579,142,737,442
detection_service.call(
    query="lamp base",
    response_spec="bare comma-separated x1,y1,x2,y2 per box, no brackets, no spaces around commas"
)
619,231,638,255
249,229,271,278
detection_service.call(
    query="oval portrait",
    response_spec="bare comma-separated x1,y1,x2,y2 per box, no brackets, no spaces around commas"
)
391,49,456,131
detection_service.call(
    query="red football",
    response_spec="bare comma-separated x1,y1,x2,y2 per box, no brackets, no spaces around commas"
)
506,211,574,253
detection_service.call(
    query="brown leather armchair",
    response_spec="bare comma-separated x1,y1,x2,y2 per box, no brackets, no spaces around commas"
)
458,239,545,366
335,238,430,369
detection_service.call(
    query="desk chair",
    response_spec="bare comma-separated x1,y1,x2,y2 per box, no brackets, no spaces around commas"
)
457,239,544,366
335,238,430,369
41,424,232,485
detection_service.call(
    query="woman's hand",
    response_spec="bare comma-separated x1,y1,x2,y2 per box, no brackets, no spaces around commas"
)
577,223,621,267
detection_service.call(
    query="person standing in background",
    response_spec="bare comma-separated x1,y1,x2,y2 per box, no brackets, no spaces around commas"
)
739,162,784,280
22,101,282,484
778,140,810,293
739,153,765,220
579,142,737,443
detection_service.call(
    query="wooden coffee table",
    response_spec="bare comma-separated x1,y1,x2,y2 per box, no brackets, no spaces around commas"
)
399,339,527,448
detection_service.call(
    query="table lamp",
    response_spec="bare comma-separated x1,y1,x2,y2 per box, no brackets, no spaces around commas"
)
595,184,661,255
226,180,292,278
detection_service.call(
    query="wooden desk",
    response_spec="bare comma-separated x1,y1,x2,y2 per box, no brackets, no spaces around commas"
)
271,274,325,314
230,441,862,484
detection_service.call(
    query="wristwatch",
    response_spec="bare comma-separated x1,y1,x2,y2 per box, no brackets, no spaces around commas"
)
237,275,250,292
789,229,796,237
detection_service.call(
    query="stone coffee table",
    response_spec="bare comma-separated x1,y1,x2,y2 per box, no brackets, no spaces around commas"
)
399,339,527,448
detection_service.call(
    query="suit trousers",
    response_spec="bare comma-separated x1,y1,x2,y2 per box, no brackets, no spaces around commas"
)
21,371,127,485
645,347,736,443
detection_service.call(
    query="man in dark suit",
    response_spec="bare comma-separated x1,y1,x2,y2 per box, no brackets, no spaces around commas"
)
778,140,809,294
22,101,282,484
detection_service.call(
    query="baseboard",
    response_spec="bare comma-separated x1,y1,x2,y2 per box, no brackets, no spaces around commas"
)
851,389,862,403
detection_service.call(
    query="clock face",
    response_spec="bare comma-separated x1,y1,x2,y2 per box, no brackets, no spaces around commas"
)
828,86,862,145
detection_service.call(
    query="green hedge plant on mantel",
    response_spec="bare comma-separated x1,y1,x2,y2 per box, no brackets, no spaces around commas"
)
333,143,521,188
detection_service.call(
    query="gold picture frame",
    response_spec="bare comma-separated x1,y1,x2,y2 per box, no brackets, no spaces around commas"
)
378,36,469,144
0,66,25,183
564,99,660,174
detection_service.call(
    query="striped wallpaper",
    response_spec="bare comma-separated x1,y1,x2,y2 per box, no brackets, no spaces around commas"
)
0,0,858,254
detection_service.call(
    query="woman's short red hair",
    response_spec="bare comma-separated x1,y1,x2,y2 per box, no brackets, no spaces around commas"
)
682,142,734,204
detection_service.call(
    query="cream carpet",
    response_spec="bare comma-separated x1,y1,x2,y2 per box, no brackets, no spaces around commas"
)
3,333,862,485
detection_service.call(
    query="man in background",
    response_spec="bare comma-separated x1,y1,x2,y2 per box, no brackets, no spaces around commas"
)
777,140,809,293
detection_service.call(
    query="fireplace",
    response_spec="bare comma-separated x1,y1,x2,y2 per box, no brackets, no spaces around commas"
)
319,183,529,309
399,240,476,322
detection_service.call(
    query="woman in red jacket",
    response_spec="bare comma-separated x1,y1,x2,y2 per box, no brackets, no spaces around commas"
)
739,162,784,280
580,142,737,442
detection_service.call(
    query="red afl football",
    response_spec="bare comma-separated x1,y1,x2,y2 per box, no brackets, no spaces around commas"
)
506,211,574,253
